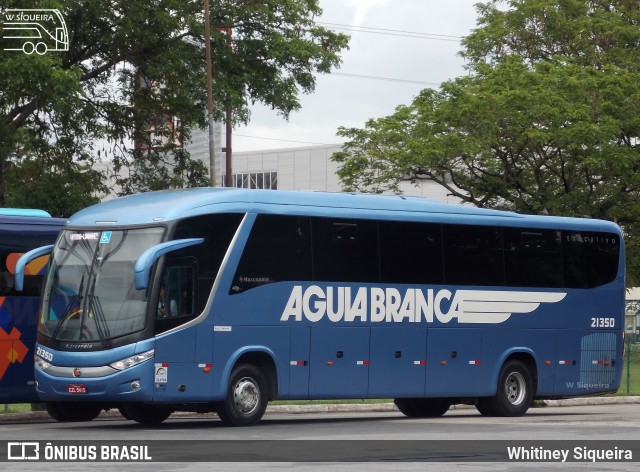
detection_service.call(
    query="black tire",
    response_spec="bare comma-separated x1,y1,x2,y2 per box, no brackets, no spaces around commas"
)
475,398,496,416
117,405,132,420
217,363,268,427
479,359,534,417
45,402,102,422
120,403,173,425
394,398,450,418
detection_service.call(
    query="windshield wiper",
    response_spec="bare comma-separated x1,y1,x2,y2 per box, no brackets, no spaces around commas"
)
81,276,111,348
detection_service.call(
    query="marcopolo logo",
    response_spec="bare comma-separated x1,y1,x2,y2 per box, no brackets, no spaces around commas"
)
281,286,567,324
1,8,69,55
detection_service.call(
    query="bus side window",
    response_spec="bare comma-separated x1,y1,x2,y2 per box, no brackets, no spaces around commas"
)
379,220,443,284
443,224,504,286
171,213,243,311
158,263,195,318
0,272,11,293
1,250,47,296
563,231,619,288
504,228,563,288
231,215,312,294
312,217,379,283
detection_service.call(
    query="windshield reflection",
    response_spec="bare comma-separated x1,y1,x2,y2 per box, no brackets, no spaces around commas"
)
39,227,164,345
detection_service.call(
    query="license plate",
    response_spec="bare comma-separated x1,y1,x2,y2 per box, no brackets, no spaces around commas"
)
68,384,87,394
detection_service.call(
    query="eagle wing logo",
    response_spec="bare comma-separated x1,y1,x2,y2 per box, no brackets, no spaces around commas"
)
454,290,567,324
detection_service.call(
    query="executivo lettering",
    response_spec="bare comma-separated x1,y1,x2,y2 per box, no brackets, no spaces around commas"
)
281,286,566,324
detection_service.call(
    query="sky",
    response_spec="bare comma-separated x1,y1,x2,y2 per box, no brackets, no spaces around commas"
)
233,0,481,152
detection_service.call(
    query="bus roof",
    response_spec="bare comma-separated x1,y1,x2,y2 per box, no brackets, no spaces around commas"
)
0,208,51,217
0,214,66,231
68,188,621,233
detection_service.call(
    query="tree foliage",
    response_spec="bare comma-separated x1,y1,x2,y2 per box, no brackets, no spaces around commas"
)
1,0,349,215
333,0,640,282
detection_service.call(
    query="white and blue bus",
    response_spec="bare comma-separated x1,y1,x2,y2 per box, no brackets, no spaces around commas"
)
16,189,624,425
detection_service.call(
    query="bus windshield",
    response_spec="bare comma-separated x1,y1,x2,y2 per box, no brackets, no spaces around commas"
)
39,227,164,345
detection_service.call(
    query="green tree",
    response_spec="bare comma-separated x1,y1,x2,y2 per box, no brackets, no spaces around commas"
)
1,0,349,215
333,0,640,282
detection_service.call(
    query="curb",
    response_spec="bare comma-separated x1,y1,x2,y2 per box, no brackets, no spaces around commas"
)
266,395,640,414
1,396,639,422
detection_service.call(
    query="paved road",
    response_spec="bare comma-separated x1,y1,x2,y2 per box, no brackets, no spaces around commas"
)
1,402,639,471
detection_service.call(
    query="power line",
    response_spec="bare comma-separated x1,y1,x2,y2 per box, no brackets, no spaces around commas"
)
318,22,464,42
234,133,337,146
332,72,440,86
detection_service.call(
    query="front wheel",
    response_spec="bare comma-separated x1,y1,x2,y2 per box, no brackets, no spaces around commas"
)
217,363,268,427
120,403,173,425
394,398,450,418
477,359,534,417
45,402,102,422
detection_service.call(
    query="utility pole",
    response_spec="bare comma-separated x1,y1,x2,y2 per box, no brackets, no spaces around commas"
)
223,27,233,188
204,0,216,186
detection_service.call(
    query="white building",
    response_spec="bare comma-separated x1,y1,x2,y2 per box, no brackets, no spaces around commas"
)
186,128,458,204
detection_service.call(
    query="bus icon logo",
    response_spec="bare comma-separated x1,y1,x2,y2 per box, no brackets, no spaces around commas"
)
2,9,69,55
7,442,40,460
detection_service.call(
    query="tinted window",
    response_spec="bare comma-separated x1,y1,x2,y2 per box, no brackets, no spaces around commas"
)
312,217,379,283
172,213,243,311
0,231,60,296
232,215,312,294
563,231,620,288
504,228,563,287
443,224,504,286
380,220,443,284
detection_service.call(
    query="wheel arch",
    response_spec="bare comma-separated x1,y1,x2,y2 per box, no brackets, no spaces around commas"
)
490,348,538,397
219,346,278,400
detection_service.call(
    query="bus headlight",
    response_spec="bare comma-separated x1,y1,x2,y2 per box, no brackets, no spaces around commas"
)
109,350,155,371
34,354,52,371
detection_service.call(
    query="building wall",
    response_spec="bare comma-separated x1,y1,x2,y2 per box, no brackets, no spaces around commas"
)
186,128,459,204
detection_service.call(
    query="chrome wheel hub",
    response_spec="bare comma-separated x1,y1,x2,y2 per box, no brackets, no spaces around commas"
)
233,377,260,414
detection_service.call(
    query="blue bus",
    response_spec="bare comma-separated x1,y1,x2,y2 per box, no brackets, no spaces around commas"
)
16,189,624,425
0,209,65,403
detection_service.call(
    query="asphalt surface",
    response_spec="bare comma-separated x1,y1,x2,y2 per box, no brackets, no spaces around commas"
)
1,395,639,423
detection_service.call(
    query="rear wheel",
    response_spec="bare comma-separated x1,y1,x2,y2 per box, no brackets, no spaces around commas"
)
394,398,450,418
120,403,173,425
217,363,268,427
45,402,102,422
477,360,534,417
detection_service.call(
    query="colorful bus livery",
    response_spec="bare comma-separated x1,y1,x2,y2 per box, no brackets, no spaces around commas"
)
17,189,624,425
2,9,69,55
0,209,65,403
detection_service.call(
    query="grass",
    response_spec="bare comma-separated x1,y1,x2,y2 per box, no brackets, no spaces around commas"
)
617,349,640,395
0,403,35,414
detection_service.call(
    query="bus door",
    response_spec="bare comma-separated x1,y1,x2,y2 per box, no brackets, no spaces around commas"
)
368,327,427,397
425,328,483,396
309,327,369,398
152,262,208,401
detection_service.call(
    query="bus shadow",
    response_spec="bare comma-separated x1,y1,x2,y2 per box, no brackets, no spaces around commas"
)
81,413,405,430
77,408,608,431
